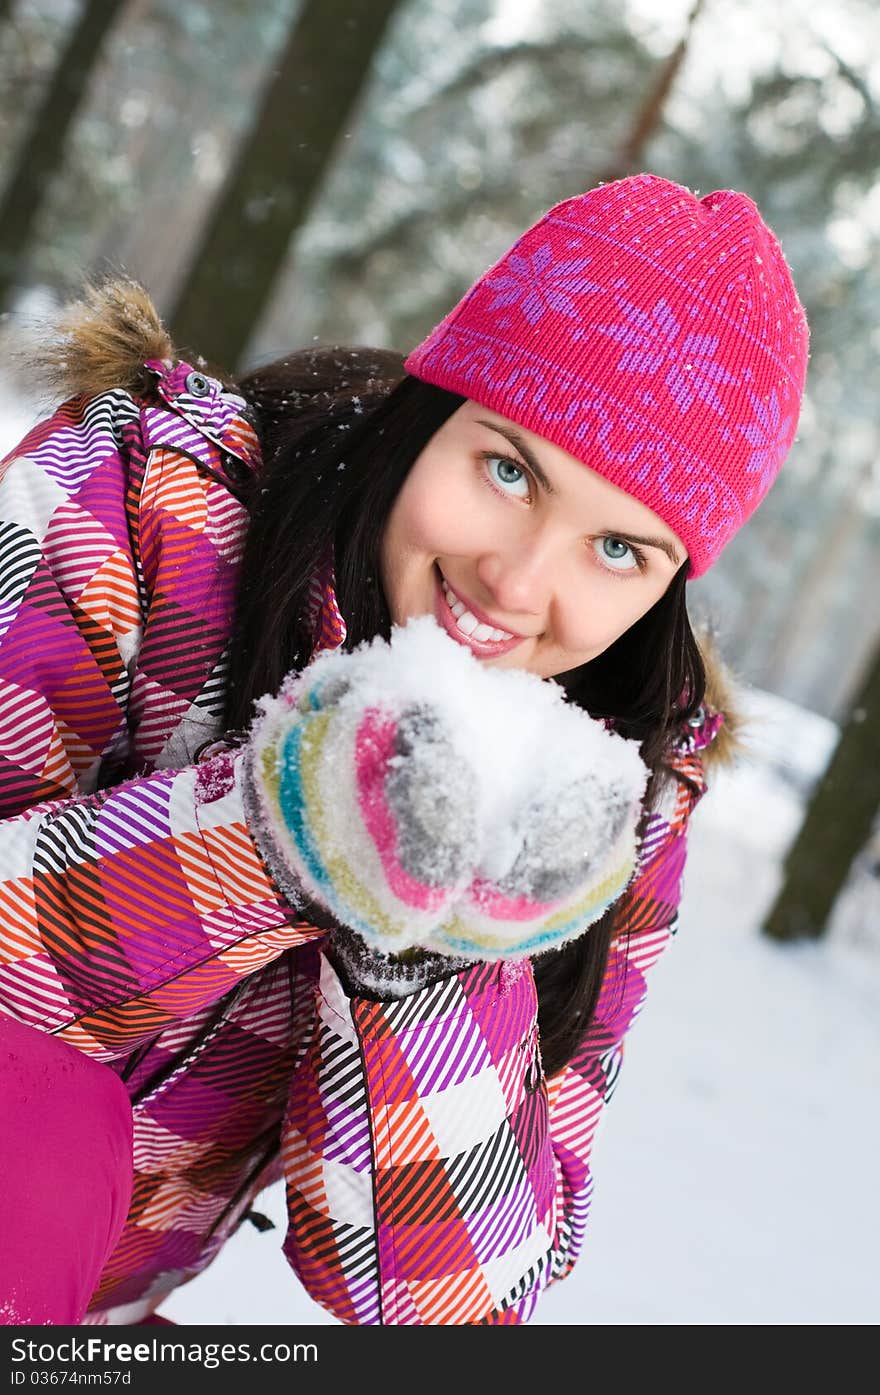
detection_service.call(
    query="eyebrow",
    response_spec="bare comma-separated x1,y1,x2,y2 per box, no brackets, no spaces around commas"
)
613,532,682,566
476,416,682,567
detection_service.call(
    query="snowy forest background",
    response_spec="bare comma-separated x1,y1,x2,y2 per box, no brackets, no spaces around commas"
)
0,0,878,1326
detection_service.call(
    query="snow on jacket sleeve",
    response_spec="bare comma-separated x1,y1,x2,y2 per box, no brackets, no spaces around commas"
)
0,381,323,1056
279,743,708,1324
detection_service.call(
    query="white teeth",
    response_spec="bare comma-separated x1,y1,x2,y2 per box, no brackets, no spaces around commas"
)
441,578,515,643
456,611,479,636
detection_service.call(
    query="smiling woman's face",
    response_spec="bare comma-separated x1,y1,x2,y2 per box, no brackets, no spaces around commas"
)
379,400,686,680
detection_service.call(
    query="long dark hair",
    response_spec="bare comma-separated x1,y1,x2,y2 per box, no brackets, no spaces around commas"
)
229,348,706,1077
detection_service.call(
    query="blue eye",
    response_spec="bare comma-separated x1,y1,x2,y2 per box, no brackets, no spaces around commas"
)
486,454,530,498
594,536,639,571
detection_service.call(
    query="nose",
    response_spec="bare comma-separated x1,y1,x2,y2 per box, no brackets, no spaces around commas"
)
475,533,560,618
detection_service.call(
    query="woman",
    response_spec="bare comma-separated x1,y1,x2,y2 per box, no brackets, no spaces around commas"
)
0,172,808,1325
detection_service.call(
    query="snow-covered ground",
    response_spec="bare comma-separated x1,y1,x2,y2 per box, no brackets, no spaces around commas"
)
2,379,877,1327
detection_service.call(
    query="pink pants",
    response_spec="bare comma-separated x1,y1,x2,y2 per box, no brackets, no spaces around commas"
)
0,1016,134,1325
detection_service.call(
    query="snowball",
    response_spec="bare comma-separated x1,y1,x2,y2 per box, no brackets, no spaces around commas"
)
285,614,648,885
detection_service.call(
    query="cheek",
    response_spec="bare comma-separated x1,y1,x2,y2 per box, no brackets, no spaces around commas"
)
388,462,479,559
555,575,666,659
380,466,466,618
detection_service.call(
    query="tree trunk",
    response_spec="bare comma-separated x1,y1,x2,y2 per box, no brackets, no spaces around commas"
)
167,0,407,373
762,640,880,940
598,0,708,182
0,0,128,310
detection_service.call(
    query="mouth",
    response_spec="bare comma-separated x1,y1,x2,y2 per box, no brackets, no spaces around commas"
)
433,569,525,658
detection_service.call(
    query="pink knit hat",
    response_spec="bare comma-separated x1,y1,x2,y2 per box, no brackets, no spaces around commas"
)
404,172,809,576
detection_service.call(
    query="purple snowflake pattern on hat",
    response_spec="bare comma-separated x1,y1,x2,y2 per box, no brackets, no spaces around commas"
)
600,299,737,413
485,244,601,325
739,387,796,493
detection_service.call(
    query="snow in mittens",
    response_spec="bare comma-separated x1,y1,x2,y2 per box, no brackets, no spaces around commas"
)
247,615,649,959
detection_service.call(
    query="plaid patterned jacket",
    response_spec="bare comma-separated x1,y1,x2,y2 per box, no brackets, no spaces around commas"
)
0,361,716,1325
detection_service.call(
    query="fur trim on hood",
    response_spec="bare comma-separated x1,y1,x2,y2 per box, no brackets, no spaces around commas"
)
697,629,745,767
17,275,176,402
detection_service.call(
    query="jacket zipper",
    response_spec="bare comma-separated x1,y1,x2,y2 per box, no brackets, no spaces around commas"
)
355,1021,386,1326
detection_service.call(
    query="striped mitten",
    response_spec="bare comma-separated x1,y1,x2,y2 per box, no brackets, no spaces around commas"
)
441,770,646,959
244,617,648,962
244,640,480,954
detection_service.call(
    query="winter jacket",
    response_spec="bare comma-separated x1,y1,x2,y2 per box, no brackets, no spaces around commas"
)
0,309,724,1325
